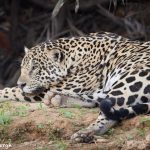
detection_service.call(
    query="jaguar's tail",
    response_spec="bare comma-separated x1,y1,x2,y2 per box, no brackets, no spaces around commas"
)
100,99,150,121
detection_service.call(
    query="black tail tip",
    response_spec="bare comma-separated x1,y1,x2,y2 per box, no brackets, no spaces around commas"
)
100,99,112,115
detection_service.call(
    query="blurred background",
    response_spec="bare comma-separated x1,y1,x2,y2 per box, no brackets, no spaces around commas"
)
0,0,150,88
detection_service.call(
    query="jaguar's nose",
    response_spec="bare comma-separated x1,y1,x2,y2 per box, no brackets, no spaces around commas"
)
17,82,26,89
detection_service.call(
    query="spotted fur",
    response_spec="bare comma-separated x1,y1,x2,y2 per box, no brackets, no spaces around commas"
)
0,32,150,143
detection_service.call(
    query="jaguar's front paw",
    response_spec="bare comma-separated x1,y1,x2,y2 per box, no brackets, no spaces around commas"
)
71,128,95,143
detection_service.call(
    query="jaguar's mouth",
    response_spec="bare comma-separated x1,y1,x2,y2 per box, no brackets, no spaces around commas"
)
22,86,46,95
30,87,46,95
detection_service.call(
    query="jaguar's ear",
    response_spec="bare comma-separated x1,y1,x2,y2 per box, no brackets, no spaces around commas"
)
24,46,29,53
48,49,64,63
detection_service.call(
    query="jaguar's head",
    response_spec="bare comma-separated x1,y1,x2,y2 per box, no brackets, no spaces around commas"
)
17,43,68,94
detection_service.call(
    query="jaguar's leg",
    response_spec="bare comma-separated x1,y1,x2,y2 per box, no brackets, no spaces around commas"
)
0,87,96,108
58,95,97,108
0,87,49,103
71,69,150,143
71,111,117,143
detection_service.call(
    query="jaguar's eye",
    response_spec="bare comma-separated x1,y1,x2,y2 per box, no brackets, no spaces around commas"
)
29,64,38,75
31,60,38,70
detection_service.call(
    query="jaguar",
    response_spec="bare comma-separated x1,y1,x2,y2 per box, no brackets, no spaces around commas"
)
0,32,150,143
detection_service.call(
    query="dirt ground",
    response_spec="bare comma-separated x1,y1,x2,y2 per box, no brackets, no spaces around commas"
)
0,101,150,150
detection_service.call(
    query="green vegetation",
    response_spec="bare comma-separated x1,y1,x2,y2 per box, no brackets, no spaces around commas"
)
140,117,150,127
71,104,82,109
106,128,115,136
127,135,134,140
35,146,49,150
59,108,74,119
136,128,145,137
54,140,68,150
37,123,45,129
13,105,29,117
0,102,30,126
0,111,12,125
37,102,48,112
0,103,13,125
